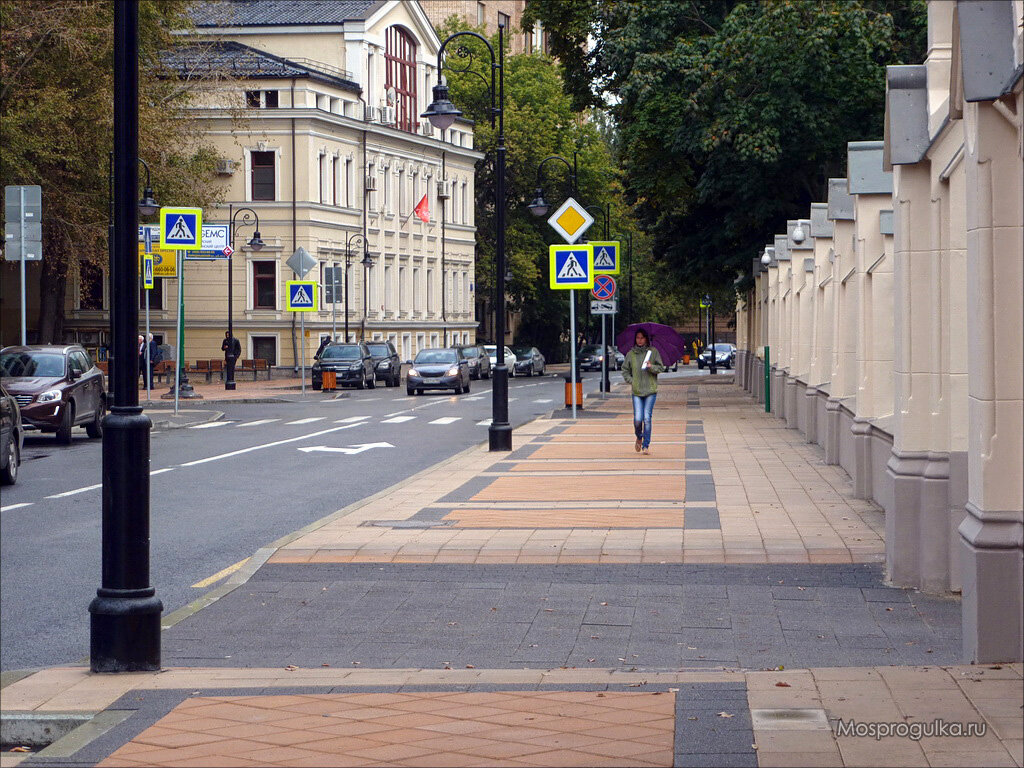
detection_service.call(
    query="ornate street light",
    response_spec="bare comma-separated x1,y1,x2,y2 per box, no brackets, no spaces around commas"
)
345,232,368,342
528,153,578,217
225,206,263,390
423,22,512,451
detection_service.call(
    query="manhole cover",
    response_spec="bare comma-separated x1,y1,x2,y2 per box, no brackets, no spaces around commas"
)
750,708,831,731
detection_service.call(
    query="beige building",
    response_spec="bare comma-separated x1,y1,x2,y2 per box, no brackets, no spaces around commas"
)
420,0,542,55
60,0,484,368
735,0,1023,662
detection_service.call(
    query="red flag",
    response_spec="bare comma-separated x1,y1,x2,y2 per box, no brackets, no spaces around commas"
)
413,194,429,223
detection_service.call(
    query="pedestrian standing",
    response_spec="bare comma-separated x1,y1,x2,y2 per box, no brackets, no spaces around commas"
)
621,328,665,455
146,333,159,388
137,335,146,388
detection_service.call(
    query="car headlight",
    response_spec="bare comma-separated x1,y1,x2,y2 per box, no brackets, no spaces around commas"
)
378,361,390,368
409,368,420,377
446,367,460,377
349,364,362,371
38,389,62,403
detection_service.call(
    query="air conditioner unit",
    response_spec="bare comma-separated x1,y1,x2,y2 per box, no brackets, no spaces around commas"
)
380,106,396,125
365,175,378,192
436,180,450,200
215,159,235,175
420,120,434,137
364,104,378,122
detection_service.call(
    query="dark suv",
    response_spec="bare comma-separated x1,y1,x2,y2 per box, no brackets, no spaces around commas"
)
457,345,491,380
366,341,401,387
0,345,106,444
312,342,375,389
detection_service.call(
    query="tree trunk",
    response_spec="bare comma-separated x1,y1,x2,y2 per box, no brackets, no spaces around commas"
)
37,253,67,344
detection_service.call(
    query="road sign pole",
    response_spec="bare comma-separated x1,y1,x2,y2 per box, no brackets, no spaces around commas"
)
570,289,577,419
174,253,182,414
301,312,306,396
19,186,26,344
601,314,608,396
145,280,151,404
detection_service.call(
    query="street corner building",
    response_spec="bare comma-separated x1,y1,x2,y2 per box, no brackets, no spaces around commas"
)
66,0,485,369
733,0,1023,663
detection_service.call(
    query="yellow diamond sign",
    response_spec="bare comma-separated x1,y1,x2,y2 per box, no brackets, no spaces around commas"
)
547,196,594,244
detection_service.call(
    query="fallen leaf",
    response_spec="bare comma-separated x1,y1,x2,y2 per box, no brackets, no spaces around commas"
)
989,665,1003,670
669,688,680,693
447,621,458,626
600,602,608,606
351,661,361,666
797,587,806,591
687,716,698,721
775,682,791,687
886,607,894,612
618,657,627,662
590,635,600,639
717,712,735,718
544,608,554,612
10,747,30,753
588,658,596,663
687,646,697,650
596,693,605,697
284,665,298,671
466,664,475,669
321,663,330,667
752,744,758,750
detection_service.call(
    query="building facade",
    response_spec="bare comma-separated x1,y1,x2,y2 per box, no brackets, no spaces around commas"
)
420,0,541,54
60,0,483,368
735,0,1023,662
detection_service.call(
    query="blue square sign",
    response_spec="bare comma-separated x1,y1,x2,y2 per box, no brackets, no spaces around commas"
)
159,207,203,250
549,244,593,290
286,280,317,312
589,241,620,275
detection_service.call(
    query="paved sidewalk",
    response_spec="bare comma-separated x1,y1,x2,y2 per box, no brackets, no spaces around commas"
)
3,379,1021,768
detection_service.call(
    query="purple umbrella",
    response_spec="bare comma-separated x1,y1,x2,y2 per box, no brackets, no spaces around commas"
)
616,322,687,366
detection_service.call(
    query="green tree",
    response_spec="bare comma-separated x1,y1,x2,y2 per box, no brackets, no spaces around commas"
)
524,0,926,293
0,0,226,342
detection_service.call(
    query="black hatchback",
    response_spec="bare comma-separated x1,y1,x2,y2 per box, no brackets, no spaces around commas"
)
312,343,375,389
366,341,401,387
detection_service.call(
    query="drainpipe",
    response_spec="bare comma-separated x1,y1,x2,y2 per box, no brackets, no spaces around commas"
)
356,93,369,342
289,80,298,373
441,151,446,347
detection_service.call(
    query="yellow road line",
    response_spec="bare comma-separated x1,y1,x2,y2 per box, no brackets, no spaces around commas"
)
191,557,250,588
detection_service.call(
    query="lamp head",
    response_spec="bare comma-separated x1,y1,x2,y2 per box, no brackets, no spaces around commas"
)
527,189,549,217
248,231,265,251
138,187,159,217
421,82,461,131
361,251,374,267
761,250,772,266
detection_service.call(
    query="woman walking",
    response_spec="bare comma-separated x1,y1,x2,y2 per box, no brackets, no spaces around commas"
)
621,328,665,454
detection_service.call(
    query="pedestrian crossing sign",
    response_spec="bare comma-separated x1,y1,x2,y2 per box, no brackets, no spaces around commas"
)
159,207,203,250
142,254,154,289
589,241,620,275
549,244,593,290
286,280,318,311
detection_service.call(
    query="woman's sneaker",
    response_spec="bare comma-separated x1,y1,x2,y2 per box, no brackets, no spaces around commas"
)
635,437,642,452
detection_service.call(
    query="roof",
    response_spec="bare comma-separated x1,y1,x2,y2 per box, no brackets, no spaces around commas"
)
161,41,361,92
191,0,386,27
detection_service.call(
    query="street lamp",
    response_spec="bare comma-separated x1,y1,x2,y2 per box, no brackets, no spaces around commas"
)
345,232,368,343
528,153,578,217
703,294,717,376
360,248,374,341
225,205,263,390
424,22,512,451
90,0,162,672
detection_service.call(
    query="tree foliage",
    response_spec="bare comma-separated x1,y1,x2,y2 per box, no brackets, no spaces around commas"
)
523,0,926,291
437,17,679,357
0,0,227,342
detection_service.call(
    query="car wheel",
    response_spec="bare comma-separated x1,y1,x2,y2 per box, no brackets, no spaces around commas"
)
483,369,491,380
1,436,18,485
454,382,463,395
86,398,104,439
417,388,423,396
356,373,366,390
367,373,376,389
56,403,74,445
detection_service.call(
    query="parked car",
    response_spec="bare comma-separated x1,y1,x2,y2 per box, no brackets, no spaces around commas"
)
578,344,620,371
697,343,736,369
1,382,24,485
457,345,491,380
482,345,518,377
510,345,546,377
0,345,105,444
366,341,401,387
311,342,375,389
407,348,471,395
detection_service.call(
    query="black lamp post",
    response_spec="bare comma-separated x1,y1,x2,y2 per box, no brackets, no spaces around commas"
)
704,294,717,375
360,248,374,341
345,232,368,343
90,0,162,672
423,22,511,451
527,152,578,218
225,206,264,390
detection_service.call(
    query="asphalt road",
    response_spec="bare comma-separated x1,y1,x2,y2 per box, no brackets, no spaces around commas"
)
0,370,613,671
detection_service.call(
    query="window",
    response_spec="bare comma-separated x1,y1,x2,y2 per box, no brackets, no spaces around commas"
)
319,154,326,204
252,260,276,309
251,151,275,201
332,156,338,206
427,268,434,312
399,265,407,311
477,1,485,26
251,336,277,365
498,11,510,29
461,181,468,224
385,26,418,133
344,158,352,207
264,90,278,108
246,90,277,108
246,90,261,108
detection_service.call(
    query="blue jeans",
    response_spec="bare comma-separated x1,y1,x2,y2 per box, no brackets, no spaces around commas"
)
632,393,656,449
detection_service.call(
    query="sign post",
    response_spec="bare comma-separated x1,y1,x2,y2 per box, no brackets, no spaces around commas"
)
143,229,153,403
549,244,593,418
591,274,617,396
286,278,317,396
157,208,203,409
4,185,43,345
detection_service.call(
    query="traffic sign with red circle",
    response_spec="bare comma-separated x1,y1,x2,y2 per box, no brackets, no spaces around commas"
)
592,274,616,300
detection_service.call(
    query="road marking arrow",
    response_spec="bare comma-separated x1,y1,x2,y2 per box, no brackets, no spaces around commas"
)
297,442,394,455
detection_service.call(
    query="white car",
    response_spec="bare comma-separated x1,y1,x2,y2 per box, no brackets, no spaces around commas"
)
482,345,518,377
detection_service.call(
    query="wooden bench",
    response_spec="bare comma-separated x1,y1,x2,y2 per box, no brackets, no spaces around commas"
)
209,359,224,381
153,360,175,383
237,359,271,380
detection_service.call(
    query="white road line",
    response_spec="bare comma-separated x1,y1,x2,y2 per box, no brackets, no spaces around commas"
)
46,484,102,499
236,419,280,427
429,417,461,425
477,419,492,426
286,417,325,425
533,399,553,403
179,422,368,467
508,397,518,402
190,421,231,429
381,416,415,424
1,503,32,512
462,396,485,401
335,416,368,423
151,468,175,476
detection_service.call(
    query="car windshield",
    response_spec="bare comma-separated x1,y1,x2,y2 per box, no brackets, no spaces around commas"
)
511,347,531,357
416,349,457,364
0,351,66,377
483,346,496,354
459,347,480,358
320,345,361,360
367,344,390,356
580,345,600,355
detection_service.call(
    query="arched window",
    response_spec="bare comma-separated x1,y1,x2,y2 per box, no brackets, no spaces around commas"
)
385,25,418,133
